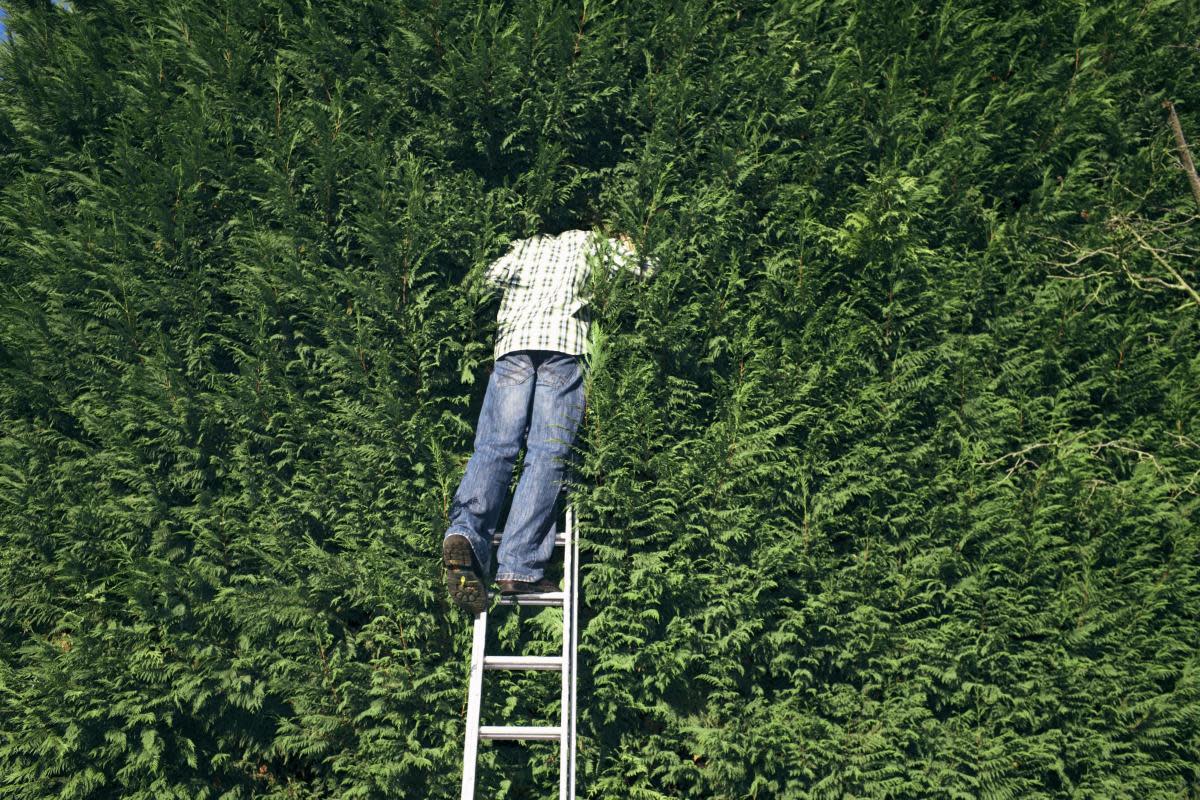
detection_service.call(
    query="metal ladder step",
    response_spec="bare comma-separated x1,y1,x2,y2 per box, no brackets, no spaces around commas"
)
483,655,563,671
495,591,564,606
479,725,562,741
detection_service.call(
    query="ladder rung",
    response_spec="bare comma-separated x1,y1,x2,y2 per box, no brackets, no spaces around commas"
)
484,655,563,670
479,725,561,741
491,531,567,547
494,591,564,606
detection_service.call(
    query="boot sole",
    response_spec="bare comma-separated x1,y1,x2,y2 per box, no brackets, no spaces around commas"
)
443,534,487,614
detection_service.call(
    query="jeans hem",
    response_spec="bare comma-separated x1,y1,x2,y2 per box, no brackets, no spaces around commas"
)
494,571,542,583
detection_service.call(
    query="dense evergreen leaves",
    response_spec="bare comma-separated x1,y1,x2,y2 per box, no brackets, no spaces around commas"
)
1,0,1198,797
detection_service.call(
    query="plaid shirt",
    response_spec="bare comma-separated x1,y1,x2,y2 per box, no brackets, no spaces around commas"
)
484,229,658,361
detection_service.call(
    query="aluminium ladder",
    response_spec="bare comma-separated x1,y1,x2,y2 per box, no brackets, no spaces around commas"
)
459,502,579,800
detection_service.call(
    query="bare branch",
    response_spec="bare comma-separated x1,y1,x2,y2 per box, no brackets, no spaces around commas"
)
1050,246,1121,272
1171,432,1200,450
980,441,1054,468
1176,469,1200,500
1118,217,1200,307
1164,100,1200,208
1048,270,1115,282
1090,439,1164,473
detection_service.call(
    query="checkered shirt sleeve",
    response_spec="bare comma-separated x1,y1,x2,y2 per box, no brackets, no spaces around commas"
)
485,229,658,360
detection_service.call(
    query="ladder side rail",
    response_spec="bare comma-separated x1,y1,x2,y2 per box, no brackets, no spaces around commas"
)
460,607,489,799
568,503,579,799
559,506,572,800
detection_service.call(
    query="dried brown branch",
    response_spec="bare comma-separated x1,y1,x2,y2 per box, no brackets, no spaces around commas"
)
1164,100,1200,208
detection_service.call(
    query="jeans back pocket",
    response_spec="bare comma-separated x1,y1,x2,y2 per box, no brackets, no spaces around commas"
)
493,354,534,386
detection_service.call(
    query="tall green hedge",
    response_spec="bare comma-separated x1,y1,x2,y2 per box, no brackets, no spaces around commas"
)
1,0,1198,797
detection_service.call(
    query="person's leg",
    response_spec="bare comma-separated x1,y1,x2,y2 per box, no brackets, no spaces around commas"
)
443,352,536,608
494,351,587,584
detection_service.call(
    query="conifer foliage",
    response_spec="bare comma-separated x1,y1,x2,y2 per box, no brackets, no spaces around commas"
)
2,0,1199,797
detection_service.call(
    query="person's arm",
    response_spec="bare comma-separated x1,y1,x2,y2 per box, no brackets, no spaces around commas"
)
605,233,660,281
484,237,527,289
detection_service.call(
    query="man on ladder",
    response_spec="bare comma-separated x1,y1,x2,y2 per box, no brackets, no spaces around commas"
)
440,211,658,800
441,217,657,612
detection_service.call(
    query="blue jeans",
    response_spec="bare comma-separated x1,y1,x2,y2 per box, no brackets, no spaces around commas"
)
443,350,587,582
